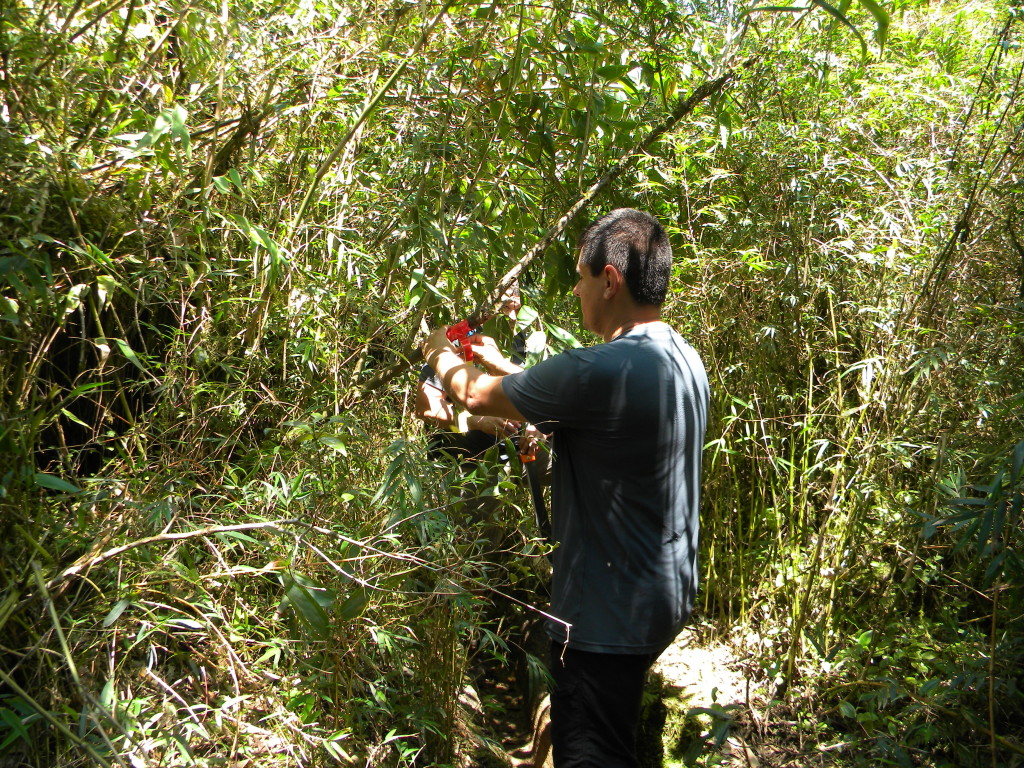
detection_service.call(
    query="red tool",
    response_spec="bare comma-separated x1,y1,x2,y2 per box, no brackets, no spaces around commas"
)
445,311,493,361
445,319,478,360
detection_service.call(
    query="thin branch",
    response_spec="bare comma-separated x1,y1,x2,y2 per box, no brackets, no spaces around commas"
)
46,519,303,591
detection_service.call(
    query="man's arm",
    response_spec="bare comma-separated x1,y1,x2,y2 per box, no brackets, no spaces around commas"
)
421,328,525,421
416,375,520,437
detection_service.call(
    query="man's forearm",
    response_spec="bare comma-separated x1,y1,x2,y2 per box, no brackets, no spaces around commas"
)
438,356,503,413
422,328,523,419
422,332,484,411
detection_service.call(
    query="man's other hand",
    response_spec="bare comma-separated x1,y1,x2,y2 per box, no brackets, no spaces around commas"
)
470,335,522,376
423,327,458,361
470,414,521,438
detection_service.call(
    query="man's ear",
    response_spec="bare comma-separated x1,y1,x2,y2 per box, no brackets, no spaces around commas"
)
602,264,623,299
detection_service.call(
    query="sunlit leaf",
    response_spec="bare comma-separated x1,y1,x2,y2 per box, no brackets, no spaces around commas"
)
95,274,116,308
318,435,348,454
103,599,132,627
857,0,890,48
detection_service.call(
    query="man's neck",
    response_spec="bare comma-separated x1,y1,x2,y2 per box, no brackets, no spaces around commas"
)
604,306,662,342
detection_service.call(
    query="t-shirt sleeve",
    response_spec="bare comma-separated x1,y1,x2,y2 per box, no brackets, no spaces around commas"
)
502,352,582,432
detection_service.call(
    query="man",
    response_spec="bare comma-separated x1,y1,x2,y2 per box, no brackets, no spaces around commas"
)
422,209,709,767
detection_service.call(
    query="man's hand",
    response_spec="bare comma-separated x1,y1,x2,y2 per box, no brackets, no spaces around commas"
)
470,335,523,376
468,414,522,438
423,327,460,365
518,424,546,459
422,326,524,421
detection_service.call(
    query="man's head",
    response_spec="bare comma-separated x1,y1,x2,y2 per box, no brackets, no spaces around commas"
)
577,209,671,306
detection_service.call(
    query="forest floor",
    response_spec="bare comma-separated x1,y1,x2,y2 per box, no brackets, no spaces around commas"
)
468,624,856,768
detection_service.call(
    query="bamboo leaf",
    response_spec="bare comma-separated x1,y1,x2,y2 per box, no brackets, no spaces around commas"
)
318,435,348,454
60,408,91,429
112,337,151,376
809,0,868,57
857,0,890,48
32,473,80,494
0,708,29,751
95,274,116,308
337,587,370,620
282,573,335,640
168,104,191,158
102,599,132,627
983,550,1008,585
595,64,629,80
1011,439,1024,485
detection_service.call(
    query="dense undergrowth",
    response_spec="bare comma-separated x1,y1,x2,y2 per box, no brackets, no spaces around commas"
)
1,0,1022,765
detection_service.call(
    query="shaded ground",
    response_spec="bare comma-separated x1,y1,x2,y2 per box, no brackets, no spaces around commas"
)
467,624,858,768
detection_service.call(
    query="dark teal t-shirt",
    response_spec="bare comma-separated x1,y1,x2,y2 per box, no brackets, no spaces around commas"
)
502,322,709,654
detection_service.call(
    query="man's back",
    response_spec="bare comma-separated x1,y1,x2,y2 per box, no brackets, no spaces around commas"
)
503,321,709,653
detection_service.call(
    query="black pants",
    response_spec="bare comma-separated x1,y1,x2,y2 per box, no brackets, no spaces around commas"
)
549,642,657,768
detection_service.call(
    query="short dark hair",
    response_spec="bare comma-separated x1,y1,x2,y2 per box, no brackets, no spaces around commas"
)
578,209,671,306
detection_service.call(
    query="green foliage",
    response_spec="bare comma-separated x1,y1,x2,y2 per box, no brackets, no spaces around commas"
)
1,0,1023,763
669,2,1024,763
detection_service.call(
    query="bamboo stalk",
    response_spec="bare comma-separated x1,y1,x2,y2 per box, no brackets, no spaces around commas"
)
990,582,1001,768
